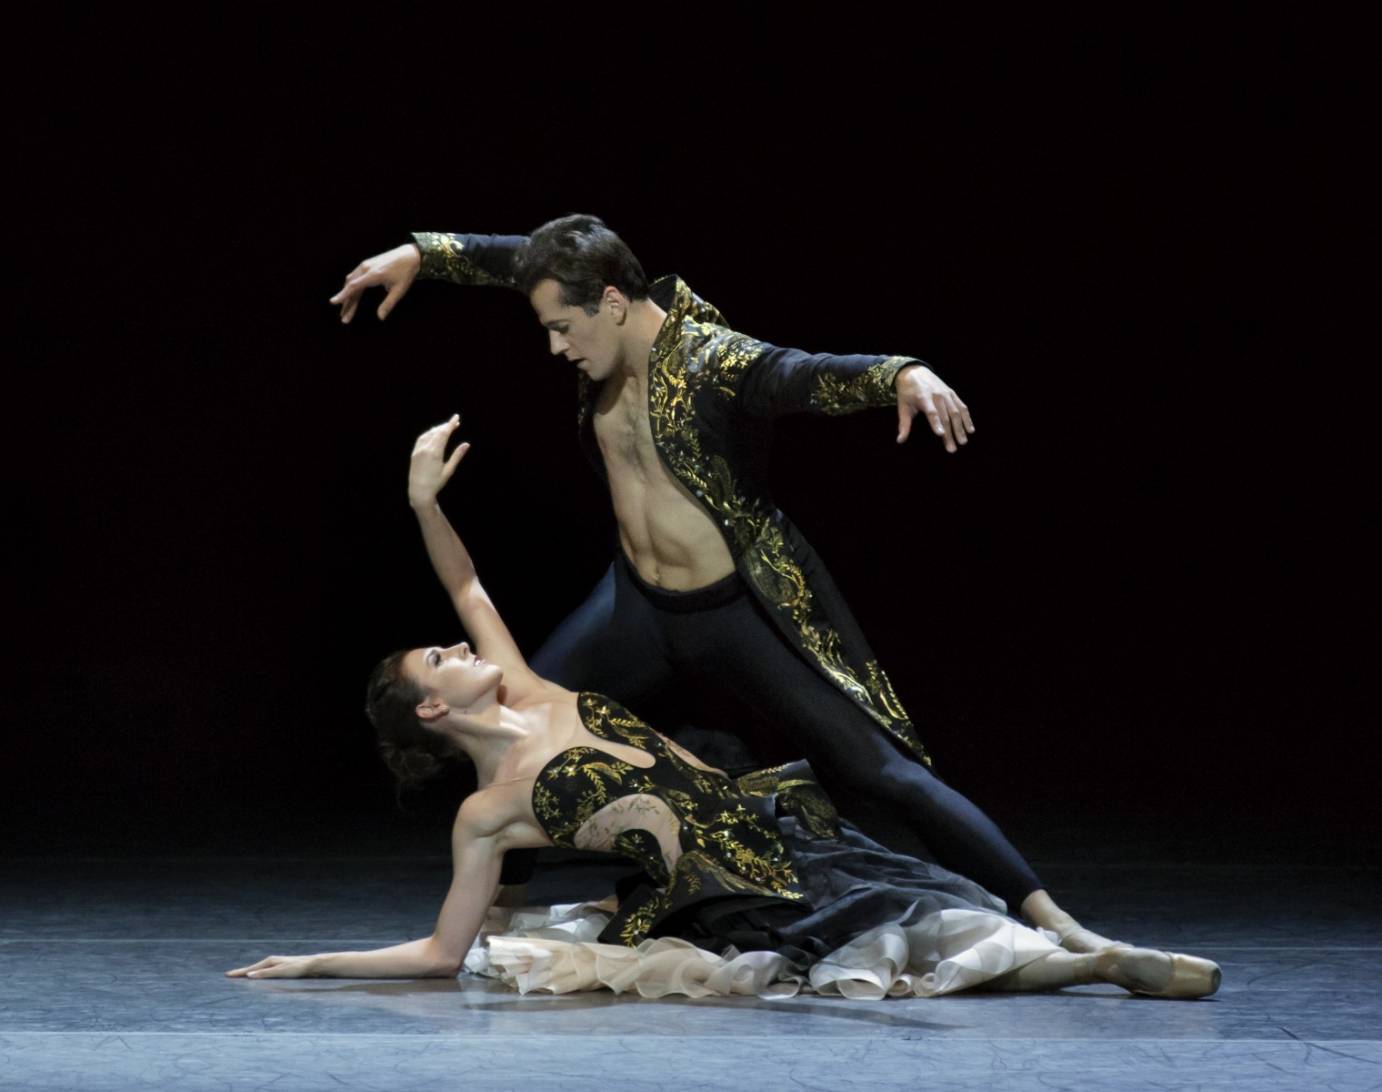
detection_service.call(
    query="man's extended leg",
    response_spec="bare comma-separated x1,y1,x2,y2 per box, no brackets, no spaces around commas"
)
652,578,1108,935
604,559,1114,949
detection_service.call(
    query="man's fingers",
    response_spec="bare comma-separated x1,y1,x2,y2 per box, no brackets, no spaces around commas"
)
896,402,914,443
328,268,365,303
943,398,968,447
332,278,365,323
960,403,975,434
378,281,408,321
933,409,957,453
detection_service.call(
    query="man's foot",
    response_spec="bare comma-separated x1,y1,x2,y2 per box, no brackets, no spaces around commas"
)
1095,944,1222,999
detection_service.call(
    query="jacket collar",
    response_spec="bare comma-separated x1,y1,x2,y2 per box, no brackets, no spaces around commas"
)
647,275,726,368
578,275,726,413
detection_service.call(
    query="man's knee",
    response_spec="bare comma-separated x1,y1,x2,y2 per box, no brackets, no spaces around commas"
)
867,755,951,809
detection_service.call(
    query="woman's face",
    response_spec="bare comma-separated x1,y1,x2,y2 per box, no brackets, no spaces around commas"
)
402,641,504,716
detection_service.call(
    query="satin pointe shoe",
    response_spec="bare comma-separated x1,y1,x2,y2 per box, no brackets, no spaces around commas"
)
1096,944,1222,999
1054,923,1120,953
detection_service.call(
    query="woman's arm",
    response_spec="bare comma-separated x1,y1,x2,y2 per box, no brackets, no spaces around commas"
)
226,797,506,980
407,416,543,700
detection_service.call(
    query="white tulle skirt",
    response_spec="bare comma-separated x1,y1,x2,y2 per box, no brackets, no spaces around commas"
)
464,899,1063,1000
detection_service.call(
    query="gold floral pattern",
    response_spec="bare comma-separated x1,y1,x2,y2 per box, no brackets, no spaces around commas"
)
734,762,841,839
531,693,806,948
411,231,513,288
809,356,913,414
626,279,931,765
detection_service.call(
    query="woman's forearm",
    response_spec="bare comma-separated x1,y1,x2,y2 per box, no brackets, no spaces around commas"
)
411,500,477,598
310,936,460,979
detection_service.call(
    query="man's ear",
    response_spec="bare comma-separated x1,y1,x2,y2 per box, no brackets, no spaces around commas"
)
604,285,628,323
415,696,449,721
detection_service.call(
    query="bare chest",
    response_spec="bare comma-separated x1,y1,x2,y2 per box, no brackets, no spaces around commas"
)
592,393,662,481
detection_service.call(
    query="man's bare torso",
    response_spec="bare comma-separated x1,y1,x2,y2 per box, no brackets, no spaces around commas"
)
592,376,736,591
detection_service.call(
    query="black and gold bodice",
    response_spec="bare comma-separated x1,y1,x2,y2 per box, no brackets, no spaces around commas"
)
532,693,840,948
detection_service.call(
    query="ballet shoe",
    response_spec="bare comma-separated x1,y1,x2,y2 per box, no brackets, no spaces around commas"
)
1055,923,1120,954
1096,944,1222,999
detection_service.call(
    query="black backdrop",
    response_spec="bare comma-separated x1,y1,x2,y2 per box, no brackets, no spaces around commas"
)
10,21,1375,858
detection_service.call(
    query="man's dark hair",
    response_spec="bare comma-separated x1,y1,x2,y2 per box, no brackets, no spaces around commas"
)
364,649,468,793
513,214,650,314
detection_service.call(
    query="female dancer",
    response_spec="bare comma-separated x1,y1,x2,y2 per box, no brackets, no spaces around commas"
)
226,417,1220,999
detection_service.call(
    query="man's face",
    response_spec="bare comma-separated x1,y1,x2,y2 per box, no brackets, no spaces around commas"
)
529,278,622,381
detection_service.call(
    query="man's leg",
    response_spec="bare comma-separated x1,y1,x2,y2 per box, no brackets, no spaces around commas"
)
662,587,1044,913
530,557,677,705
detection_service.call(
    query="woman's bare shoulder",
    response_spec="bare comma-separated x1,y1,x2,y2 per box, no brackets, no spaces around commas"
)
454,784,526,839
454,781,552,851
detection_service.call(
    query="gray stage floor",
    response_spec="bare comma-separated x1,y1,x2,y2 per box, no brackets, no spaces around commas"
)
3,817,1380,1092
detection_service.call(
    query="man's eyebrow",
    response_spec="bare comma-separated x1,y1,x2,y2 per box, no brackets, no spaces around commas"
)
540,318,568,329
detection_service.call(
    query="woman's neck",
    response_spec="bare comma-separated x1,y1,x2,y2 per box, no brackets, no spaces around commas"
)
459,699,565,788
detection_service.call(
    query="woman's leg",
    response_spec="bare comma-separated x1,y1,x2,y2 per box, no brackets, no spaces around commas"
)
987,945,1221,997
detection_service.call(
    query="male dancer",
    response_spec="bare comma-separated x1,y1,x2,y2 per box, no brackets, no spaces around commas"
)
333,215,1110,951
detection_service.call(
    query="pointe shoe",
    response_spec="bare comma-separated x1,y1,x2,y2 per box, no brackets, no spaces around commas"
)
1055,923,1120,954
1096,944,1222,999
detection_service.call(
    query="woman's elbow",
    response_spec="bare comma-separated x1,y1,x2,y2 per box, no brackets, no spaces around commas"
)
423,939,465,977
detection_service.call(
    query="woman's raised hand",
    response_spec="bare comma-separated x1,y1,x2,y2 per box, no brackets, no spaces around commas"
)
408,414,470,509
225,954,320,979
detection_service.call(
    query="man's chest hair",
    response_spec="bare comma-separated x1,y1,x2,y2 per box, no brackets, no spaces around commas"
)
594,397,659,477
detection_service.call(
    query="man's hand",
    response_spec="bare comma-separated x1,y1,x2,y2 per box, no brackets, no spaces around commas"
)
895,365,975,452
330,243,422,323
409,414,470,509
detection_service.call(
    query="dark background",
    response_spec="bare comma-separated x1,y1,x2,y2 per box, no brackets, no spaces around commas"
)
9,22,1375,859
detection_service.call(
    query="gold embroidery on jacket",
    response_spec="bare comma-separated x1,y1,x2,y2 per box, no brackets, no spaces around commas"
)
413,231,512,288
809,356,911,414
638,286,929,764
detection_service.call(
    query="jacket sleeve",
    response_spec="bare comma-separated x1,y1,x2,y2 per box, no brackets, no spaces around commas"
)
728,334,923,419
410,231,529,291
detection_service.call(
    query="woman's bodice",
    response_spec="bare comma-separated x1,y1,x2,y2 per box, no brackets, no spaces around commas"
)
530,692,817,947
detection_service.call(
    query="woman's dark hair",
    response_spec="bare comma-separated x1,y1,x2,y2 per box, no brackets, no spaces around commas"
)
364,649,469,793
512,213,650,313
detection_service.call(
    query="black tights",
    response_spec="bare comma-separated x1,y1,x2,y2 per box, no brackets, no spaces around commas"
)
507,553,1042,911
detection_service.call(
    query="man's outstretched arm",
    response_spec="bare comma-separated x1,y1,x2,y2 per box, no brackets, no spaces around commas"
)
732,338,975,453
330,231,528,323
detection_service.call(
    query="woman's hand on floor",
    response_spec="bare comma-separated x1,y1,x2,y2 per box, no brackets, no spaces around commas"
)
225,954,320,979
